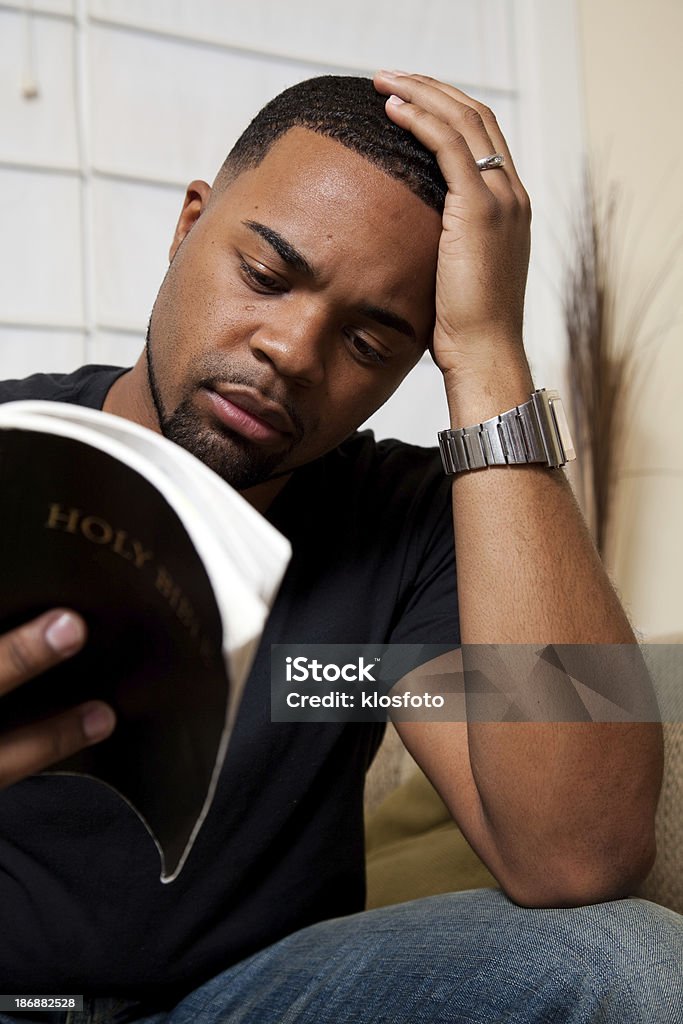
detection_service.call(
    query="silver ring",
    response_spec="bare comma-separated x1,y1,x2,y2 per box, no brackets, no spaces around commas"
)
475,153,505,171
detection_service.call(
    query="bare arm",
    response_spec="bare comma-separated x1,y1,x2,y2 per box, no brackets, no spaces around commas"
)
374,70,663,907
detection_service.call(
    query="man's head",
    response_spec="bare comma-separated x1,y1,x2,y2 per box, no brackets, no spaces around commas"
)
143,76,446,494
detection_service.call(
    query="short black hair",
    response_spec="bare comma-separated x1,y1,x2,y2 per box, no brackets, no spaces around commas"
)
215,75,447,213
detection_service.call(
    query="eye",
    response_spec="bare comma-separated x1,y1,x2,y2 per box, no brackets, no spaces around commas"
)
346,332,389,366
239,258,286,294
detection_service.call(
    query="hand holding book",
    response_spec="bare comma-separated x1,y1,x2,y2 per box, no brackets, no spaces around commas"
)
0,609,115,788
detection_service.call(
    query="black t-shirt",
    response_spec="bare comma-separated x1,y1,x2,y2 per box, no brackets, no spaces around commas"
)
0,366,459,1001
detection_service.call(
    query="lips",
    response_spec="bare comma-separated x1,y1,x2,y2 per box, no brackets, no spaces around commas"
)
203,385,295,445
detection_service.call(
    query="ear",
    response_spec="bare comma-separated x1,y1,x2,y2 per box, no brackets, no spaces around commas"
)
169,180,213,262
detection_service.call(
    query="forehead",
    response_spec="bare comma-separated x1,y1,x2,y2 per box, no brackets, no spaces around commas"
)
211,127,442,299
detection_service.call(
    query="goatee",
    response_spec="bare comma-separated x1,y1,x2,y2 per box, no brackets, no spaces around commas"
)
144,335,299,490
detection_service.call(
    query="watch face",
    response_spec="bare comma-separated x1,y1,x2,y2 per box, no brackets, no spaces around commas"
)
549,397,576,463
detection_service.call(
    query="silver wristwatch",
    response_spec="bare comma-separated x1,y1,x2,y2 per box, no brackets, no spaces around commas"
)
438,388,576,475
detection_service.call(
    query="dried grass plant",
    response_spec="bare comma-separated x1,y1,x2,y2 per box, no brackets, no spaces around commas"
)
563,169,672,561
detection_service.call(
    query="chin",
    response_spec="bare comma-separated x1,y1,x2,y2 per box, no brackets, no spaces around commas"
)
168,418,289,490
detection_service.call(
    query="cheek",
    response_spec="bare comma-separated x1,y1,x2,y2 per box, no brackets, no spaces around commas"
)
156,277,245,371
160,237,224,326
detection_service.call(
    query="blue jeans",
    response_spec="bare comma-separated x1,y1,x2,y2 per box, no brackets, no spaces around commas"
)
3,890,682,1023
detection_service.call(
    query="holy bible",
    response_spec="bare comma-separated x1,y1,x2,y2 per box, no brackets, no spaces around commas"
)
0,400,291,881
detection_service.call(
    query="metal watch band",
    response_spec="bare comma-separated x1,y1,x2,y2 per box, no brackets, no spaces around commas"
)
438,389,576,475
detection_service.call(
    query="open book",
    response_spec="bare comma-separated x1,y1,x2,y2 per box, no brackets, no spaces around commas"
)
0,401,291,882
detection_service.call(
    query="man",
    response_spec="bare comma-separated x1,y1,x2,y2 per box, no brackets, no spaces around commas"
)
0,73,681,1023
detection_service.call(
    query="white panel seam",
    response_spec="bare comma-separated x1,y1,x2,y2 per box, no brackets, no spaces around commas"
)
74,0,92,361
0,1,73,23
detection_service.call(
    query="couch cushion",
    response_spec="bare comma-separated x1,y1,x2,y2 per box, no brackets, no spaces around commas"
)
365,769,496,909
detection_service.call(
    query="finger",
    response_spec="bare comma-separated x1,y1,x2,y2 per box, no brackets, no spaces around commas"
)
0,610,87,695
381,74,519,168
408,75,526,191
382,93,501,205
376,72,498,167
0,701,116,789
374,72,527,201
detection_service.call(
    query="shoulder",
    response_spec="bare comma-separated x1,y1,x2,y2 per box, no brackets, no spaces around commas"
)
329,430,447,503
333,429,442,472
0,365,129,410
304,430,452,546
276,430,450,534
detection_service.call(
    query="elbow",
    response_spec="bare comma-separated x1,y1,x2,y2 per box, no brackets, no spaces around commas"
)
497,829,658,910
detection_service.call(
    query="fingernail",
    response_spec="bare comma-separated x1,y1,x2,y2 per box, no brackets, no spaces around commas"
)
45,613,85,655
82,704,116,741
378,69,410,77
387,95,406,106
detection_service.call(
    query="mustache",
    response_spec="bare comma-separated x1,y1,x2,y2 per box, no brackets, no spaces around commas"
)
198,368,306,441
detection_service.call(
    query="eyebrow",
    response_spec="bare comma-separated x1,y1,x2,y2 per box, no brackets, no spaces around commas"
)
357,303,416,343
242,219,418,343
243,220,314,277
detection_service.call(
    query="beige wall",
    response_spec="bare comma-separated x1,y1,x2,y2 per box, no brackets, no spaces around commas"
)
577,0,683,637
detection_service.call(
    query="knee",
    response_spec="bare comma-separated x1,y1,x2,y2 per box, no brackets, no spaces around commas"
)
440,891,683,1019
493,892,683,1017
571,897,683,972
457,890,682,965
540,896,682,967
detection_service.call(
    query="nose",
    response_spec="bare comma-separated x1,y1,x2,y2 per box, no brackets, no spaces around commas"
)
249,304,327,388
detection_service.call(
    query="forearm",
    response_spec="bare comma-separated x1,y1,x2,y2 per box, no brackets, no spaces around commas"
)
446,349,663,905
446,351,633,645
